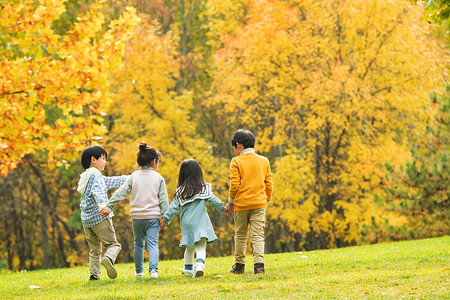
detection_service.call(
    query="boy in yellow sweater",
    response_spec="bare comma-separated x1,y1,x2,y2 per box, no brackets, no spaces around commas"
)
226,129,273,274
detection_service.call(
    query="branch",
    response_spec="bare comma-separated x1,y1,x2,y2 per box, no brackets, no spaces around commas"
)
0,85,45,97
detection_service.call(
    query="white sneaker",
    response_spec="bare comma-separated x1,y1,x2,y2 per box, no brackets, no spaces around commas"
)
178,268,194,277
135,272,144,278
149,270,159,279
193,262,205,278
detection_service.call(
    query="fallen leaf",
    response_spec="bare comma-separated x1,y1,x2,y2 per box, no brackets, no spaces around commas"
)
364,292,369,295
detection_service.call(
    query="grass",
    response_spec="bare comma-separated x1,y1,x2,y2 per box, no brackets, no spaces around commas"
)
0,236,448,299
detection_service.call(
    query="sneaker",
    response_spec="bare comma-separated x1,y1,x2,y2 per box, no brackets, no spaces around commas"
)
179,268,194,277
230,263,245,274
101,256,117,279
135,272,144,278
149,270,159,279
254,263,265,274
193,262,205,278
89,275,99,281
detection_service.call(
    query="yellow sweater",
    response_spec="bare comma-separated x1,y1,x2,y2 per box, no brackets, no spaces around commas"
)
229,151,273,211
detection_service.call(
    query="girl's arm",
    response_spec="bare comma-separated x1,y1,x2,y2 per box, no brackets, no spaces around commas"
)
208,194,227,213
107,176,132,211
162,197,181,224
103,175,128,190
158,178,169,215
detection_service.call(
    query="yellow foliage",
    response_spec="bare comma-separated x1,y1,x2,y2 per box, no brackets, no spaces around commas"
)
209,0,447,247
0,0,139,175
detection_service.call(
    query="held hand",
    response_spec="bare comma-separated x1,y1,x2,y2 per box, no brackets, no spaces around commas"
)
100,207,111,218
159,218,167,229
225,203,235,215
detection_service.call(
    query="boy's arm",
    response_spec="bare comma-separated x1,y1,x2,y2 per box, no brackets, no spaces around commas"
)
228,159,241,204
90,172,109,210
162,197,181,224
103,175,128,190
107,176,132,211
265,162,273,205
158,178,170,215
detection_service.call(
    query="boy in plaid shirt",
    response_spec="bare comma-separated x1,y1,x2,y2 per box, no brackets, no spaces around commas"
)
77,145,127,280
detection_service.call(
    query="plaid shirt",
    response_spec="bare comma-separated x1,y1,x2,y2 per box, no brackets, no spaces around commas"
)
80,171,127,228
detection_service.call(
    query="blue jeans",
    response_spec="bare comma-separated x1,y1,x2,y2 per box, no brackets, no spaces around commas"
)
132,218,160,273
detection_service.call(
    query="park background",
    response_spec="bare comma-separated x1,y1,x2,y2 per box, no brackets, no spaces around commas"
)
0,0,448,272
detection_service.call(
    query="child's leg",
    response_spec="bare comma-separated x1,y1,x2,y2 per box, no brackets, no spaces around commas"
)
84,227,102,278
249,208,266,264
96,219,121,279
184,245,195,271
97,219,121,262
132,219,146,274
193,238,207,277
145,218,160,272
194,238,207,264
234,210,250,264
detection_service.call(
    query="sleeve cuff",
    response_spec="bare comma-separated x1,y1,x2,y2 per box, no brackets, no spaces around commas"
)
98,203,106,210
228,197,234,204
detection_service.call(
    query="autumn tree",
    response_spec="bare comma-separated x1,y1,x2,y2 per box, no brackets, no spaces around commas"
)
0,0,138,270
209,0,447,249
104,20,233,260
0,0,139,176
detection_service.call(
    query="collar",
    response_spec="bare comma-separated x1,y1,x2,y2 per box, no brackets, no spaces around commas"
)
178,183,212,206
240,148,255,155
77,167,101,194
141,166,154,170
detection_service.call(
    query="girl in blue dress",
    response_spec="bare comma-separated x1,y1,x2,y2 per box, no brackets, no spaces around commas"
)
160,159,228,278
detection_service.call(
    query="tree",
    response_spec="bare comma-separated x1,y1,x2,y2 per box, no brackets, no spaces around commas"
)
0,0,138,270
104,20,233,259
209,0,447,249
385,90,449,239
0,0,139,176
383,0,450,240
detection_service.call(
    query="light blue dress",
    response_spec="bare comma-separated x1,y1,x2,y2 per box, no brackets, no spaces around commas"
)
162,183,226,247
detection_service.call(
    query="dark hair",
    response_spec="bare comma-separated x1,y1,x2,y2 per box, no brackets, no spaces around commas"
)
81,146,107,170
175,159,206,200
231,129,255,148
137,142,160,167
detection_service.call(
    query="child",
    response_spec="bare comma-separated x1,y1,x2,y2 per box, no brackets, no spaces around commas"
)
103,142,169,279
226,129,273,274
77,145,128,281
160,159,228,278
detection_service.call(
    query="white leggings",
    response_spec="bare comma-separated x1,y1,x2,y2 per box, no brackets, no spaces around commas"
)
184,238,207,265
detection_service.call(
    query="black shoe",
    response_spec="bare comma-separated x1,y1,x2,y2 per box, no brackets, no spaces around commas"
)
254,263,265,274
89,275,99,281
230,263,245,274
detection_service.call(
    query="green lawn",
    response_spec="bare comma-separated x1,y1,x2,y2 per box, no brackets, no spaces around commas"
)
1,236,448,299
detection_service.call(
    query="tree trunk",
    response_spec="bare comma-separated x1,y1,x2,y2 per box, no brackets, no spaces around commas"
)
40,202,51,268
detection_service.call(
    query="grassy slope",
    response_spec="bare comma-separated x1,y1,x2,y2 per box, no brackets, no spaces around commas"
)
0,236,448,299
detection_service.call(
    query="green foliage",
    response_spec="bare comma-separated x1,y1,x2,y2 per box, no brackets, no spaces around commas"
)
385,86,450,238
425,0,450,22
